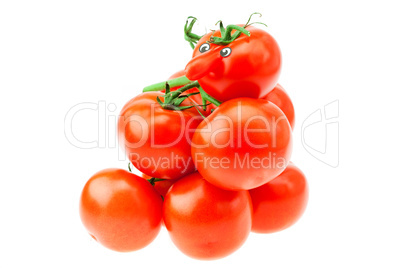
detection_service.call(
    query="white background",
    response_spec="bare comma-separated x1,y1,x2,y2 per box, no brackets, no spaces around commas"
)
1,0,402,267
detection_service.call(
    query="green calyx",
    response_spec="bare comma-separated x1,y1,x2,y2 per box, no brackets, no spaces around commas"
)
147,177,166,186
142,76,221,112
184,16,204,49
209,12,267,45
209,23,250,46
156,82,202,111
127,163,165,188
184,12,267,49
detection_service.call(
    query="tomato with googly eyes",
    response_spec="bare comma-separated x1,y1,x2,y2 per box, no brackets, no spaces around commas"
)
185,25,281,102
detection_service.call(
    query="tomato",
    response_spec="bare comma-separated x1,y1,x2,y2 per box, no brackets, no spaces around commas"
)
265,83,295,130
167,70,216,114
118,92,204,179
79,169,162,252
185,25,281,102
141,173,177,199
249,163,308,233
163,172,252,260
191,98,292,190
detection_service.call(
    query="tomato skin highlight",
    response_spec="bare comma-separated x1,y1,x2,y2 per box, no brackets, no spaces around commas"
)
191,98,292,191
118,92,204,180
163,172,252,260
186,25,281,102
79,169,162,252
265,84,295,130
249,163,308,233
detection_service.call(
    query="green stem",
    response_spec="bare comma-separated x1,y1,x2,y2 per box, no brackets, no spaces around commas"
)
143,78,222,110
207,13,265,46
143,76,192,92
198,86,222,107
223,25,250,40
184,16,204,49
166,81,221,107
174,81,199,95
128,162,132,172
147,177,165,186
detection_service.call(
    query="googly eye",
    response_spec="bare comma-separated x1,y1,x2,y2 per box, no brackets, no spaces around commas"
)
199,43,211,53
220,47,232,57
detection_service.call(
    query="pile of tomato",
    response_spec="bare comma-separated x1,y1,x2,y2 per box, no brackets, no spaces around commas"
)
79,13,308,260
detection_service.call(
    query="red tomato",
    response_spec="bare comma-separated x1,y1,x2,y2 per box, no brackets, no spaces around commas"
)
191,98,292,190
141,173,177,199
249,163,308,233
79,169,162,252
185,25,281,102
163,172,252,260
265,83,295,130
118,92,204,179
